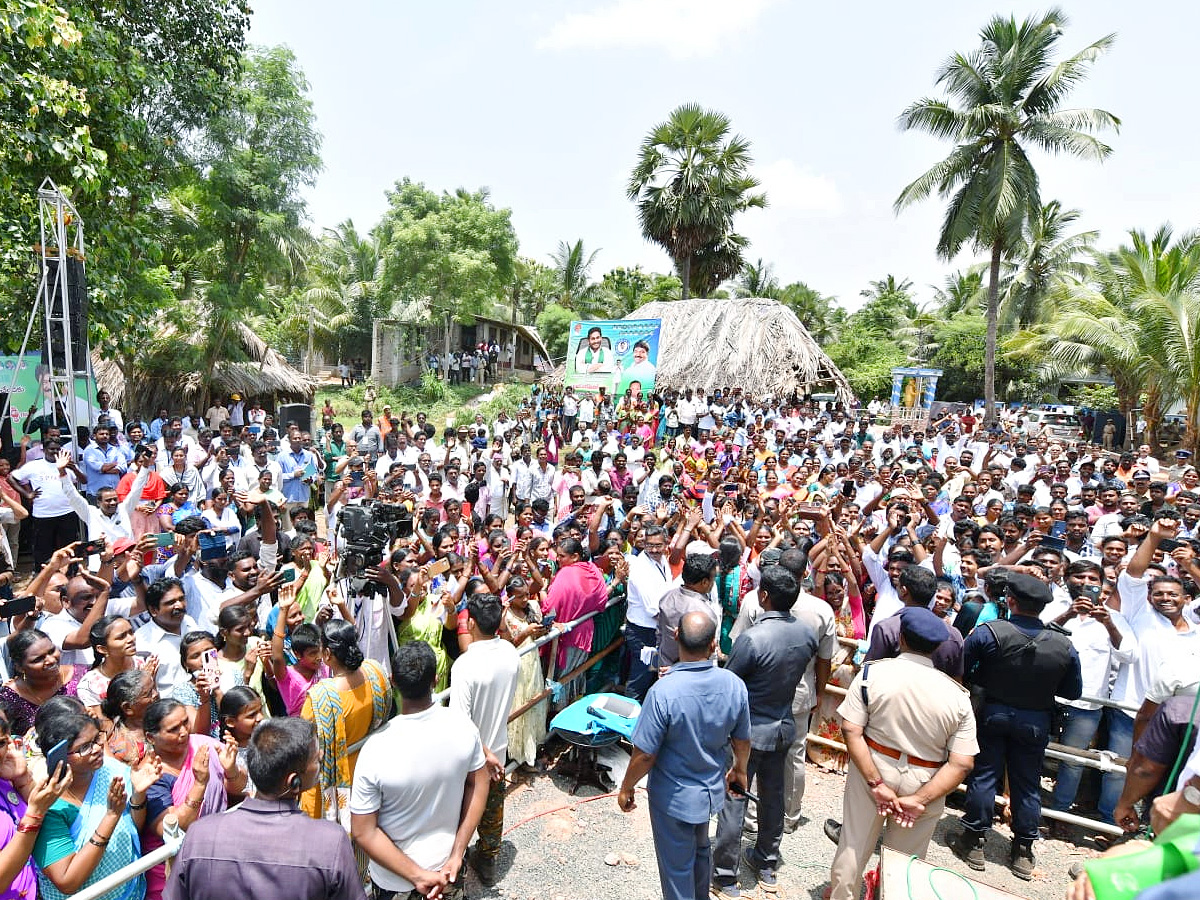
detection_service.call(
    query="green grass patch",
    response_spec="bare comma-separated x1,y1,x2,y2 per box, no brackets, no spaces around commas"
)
314,377,530,429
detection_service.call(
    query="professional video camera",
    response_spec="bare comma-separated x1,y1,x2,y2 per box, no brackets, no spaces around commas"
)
336,499,414,581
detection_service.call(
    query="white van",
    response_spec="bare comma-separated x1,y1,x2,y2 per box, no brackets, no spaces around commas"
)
1024,409,1083,441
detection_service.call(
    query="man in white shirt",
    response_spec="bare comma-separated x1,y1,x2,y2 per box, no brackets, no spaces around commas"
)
41,572,138,667
11,439,83,569
449,595,520,885
862,506,912,635
483,455,511,519
1041,561,1137,825
60,452,137,546
676,390,697,433
624,525,674,700
134,577,200,696
352,641,489,900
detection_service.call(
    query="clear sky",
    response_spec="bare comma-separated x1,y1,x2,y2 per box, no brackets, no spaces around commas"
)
247,0,1200,311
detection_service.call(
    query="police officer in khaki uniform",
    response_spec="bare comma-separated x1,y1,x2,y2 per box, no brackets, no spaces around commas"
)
829,607,978,900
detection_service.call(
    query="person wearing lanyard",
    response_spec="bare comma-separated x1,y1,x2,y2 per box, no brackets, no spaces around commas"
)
624,525,672,700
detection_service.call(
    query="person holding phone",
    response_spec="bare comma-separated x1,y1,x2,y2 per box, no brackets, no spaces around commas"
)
0,705,73,896
31,704,160,900
1041,560,1137,830
173,632,243,739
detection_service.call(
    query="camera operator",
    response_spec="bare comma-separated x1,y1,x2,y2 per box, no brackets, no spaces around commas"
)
324,485,413,670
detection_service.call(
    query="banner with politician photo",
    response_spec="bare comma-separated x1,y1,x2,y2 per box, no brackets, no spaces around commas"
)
564,318,661,397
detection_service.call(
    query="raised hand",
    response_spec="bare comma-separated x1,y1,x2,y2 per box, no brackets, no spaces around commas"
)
106,776,129,814
131,750,163,795
218,734,239,778
28,765,73,816
191,745,212,786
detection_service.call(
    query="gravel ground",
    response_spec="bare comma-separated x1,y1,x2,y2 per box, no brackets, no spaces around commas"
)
467,743,1102,900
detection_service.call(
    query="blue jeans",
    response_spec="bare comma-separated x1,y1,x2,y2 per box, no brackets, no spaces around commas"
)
1049,706,1134,824
622,622,658,701
962,703,1050,842
1049,706,1102,815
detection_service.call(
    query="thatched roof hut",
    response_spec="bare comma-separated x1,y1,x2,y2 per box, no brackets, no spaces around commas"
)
553,298,854,403
94,321,315,415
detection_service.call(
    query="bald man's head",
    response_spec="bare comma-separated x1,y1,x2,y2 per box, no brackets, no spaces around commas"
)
678,611,717,660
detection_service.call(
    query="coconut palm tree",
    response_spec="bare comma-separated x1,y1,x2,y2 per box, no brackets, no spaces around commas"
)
1001,201,1097,328
778,282,844,345
895,8,1119,423
929,266,987,318
627,103,766,300
1015,226,1200,451
549,239,607,314
298,220,385,361
729,257,781,299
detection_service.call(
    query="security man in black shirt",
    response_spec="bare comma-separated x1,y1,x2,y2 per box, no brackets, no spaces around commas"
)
951,571,1082,881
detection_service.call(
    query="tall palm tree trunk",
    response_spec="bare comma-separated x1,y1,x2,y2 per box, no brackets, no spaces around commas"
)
679,255,691,301
984,239,1003,425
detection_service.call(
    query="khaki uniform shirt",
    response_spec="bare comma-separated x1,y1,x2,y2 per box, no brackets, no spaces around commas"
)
838,653,979,762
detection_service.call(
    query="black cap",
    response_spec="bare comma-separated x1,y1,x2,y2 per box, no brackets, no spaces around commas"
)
1004,571,1053,610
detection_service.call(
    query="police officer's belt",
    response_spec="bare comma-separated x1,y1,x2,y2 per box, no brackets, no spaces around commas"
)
865,737,944,769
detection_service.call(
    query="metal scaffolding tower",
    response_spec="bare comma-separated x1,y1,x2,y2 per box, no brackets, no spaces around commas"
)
3,178,91,439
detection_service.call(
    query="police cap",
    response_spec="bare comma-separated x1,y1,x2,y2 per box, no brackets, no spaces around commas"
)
899,606,949,645
1004,571,1053,610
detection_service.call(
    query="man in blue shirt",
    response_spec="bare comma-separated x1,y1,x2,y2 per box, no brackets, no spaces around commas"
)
619,612,750,900
81,424,125,495
279,433,315,507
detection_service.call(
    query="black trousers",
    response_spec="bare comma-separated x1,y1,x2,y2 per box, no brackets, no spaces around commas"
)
32,512,82,569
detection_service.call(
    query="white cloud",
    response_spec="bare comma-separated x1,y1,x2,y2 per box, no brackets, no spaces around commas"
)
537,0,778,60
756,159,843,216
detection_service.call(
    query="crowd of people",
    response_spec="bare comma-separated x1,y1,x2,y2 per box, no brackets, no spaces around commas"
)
0,380,1199,900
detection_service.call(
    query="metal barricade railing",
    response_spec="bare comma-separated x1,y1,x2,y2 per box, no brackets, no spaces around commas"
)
71,817,184,900
65,595,627,899
347,594,624,755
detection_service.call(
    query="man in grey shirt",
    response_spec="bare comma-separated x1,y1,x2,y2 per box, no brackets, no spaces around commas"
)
656,553,720,668
711,565,819,900
166,718,365,900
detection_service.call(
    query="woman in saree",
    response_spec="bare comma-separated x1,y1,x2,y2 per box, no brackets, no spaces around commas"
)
300,619,390,822
32,703,159,900
393,566,456,692
499,575,548,768
283,534,330,622
139,698,242,900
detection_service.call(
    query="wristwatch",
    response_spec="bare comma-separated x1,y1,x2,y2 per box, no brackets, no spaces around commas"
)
1183,784,1200,807
866,777,884,789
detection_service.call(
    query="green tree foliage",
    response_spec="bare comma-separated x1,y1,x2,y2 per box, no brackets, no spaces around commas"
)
896,8,1118,422
627,103,766,299
1000,200,1097,328
926,314,1021,401
294,220,385,361
378,179,518,332
778,282,844,345
508,257,558,324
856,276,918,333
549,239,607,314
730,258,781,299
0,0,250,352
534,303,575,360
825,322,907,399
183,45,320,383
929,267,987,318
1028,227,1200,452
